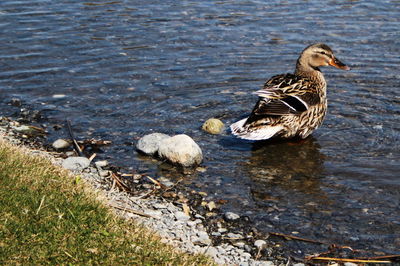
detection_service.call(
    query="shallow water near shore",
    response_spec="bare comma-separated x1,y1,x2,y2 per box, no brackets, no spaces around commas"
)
1,0,399,256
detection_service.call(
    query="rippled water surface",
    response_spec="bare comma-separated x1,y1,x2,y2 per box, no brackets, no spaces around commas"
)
1,0,399,255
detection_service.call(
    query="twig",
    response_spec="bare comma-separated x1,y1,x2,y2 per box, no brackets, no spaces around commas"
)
110,204,158,219
357,254,400,260
36,195,46,215
309,256,391,264
145,175,166,189
269,232,327,245
66,120,84,157
110,172,130,192
88,153,96,162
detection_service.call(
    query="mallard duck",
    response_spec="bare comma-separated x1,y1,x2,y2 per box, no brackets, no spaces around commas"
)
230,43,350,140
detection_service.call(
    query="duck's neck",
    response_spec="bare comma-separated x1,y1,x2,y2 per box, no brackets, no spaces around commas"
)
295,59,327,89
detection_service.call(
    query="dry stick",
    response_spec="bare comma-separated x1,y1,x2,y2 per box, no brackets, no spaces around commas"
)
357,254,400,260
110,204,157,219
269,232,328,245
110,172,130,192
66,120,84,157
145,175,167,189
310,257,391,264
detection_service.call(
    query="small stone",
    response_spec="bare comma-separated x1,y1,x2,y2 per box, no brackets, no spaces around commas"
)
62,156,90,171
207,201,217,211
293,264,306,266
254,240,267,250
205,246,218,258
227,232,243,239
10,98,22,107
52,139,70,150
99,170,110,177
194,231,211,246
202,118,224,134
95,160,109,168
344,263,358,266
175,211,190,222
218,228,228,233
233,241,245,248
136,133,170,155
211,232,221,236
158,134,203,167
224,211,240,221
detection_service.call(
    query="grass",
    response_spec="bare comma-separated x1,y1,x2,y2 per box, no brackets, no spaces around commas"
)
0,138,213,265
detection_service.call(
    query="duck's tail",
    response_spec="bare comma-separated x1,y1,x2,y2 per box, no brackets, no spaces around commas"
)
230,118,283,140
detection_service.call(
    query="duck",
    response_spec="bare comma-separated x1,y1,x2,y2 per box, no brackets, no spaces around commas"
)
230,43,350,141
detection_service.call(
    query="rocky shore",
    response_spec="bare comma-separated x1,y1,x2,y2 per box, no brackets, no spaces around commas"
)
0,115,292,266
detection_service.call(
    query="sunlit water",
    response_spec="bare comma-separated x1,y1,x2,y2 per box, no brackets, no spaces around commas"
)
1,0,399,255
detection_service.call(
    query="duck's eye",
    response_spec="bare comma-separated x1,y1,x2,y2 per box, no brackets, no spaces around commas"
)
319,51,327,55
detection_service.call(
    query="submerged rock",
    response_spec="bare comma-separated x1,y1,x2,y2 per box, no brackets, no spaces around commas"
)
136,133,170,155
158,134,203,167
52,139,70,150
62,156,90,171
202,118,224,134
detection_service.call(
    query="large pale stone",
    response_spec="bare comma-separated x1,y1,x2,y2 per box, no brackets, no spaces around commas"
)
136,133,170,155
158,134,202,167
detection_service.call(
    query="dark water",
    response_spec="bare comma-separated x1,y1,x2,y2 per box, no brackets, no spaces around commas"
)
1,0,399,256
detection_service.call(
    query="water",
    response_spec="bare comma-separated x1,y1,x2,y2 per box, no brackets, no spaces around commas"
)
1,0,399,256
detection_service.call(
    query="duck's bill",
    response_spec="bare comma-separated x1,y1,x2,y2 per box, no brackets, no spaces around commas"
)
329,57,350,70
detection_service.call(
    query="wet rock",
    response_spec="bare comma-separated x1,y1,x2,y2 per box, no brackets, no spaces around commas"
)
202,118,224,134
158,134,203,167
136,133,170,155
52,139,70,150
225,211,240,221
10,98,22,107
227,232,243,239
62,156,90,171
254,240,267,250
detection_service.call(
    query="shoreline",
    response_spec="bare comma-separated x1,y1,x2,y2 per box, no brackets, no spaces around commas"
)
0,115,285,265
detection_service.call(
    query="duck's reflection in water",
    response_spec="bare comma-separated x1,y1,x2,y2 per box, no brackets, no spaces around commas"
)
243,137,329,205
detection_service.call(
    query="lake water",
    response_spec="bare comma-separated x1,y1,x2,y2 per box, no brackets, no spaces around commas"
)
1,0,399,256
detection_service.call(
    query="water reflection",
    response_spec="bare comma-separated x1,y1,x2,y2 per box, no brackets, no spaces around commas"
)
244,138,327,203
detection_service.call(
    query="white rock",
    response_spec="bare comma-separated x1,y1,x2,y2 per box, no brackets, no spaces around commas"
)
344,263,358,266
175,211,190,222
158,134,203,167
254,239,267,250
95,160,109,168
62,156,90,171
52,139,70,149
136,133,170,155
205,246,218,258
225,211,240,221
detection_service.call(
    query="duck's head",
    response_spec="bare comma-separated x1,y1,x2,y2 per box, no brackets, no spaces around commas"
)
297,43,350,72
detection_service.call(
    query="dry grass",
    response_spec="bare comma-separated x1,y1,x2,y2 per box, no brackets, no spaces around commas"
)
0,138,214,265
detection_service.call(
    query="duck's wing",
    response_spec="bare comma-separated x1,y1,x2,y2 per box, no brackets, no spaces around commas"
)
245,74,321,124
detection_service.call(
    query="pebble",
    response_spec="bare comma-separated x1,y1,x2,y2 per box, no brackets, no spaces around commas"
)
233,241,246,248
344,263,358,266
194,231,212,246
95,160,109,168
254,240,267,250
175,211,190,222
205,246,218,258
225,211,240,221
227,232,243,239
62,156,91,171
52,139,70,149
158,134,203,167
202,118,224,134
136,133,170,155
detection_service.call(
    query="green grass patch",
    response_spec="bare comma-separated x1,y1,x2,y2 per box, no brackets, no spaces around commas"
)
0,139,213,265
